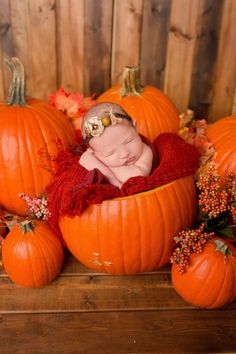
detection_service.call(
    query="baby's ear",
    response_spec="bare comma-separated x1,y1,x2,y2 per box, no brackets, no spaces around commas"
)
133,120,138,130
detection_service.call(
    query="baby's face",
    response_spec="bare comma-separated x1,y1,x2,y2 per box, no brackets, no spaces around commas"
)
89,120,143,168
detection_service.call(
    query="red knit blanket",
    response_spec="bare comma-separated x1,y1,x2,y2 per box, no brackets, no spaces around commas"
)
46,133,200,236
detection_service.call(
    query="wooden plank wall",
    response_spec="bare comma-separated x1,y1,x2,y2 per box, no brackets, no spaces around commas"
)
0,0,236,122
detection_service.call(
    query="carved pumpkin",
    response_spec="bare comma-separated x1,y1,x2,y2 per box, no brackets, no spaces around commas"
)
97,66,180,142
59,176,196,275
2,220,64,288
206,116,236,177
172,239,236,309
0,58,74,216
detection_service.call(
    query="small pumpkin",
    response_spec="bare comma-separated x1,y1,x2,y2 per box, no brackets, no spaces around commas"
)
97,66,180,141
0,58,74,215
172,239,236,309
206,116,236,178
2,220,64,288
59,176,196,275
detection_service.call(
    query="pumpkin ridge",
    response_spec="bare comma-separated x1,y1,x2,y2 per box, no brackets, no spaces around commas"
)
29,106,55,182
172,179,184,230
143,98,167,138
37,103,74,141
121,199,128,275
154,190,166,268
206,255,229,308
190,248,224,307
141,93,171,132
20,108,38,196
97,203,106,273
139,194,152,272
216,145,235,168
29,226,51,285
142,89,179,130
210,131,236,146
25,233,38,287
15,109,27,207
133,197,142,274
35,224,62,277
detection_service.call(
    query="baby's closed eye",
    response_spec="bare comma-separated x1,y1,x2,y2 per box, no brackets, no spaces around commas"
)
124,138,134,144
103,150,114,157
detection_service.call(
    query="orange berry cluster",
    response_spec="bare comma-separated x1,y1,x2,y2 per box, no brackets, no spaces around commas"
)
197,165,228,218
170,224,214,274
226,172,236,223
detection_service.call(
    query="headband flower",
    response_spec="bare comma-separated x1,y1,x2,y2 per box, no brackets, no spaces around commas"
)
84,109,123,139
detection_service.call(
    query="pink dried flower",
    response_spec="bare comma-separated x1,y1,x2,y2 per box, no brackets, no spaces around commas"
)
19,193,50,221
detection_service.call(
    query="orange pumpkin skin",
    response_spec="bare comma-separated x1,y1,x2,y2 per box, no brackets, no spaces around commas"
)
60,176,196,275
97,67,179,142
172,239,236,309
2,220,64,288
0,98,74,215
206,116,236,177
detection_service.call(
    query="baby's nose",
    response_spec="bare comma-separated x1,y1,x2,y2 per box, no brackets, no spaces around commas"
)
119,149,129,159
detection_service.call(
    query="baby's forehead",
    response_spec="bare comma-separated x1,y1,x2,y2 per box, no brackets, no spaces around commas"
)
89,121,136,151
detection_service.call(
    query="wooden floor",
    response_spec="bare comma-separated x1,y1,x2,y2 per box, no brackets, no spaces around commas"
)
0,252,236,354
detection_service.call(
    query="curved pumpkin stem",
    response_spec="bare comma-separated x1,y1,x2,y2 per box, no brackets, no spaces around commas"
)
214,239,232,258
119,66,144,97
5,57,27,106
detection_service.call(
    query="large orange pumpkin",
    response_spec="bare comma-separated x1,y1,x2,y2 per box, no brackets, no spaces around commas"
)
97,66,180,142
0,58,74,215
2,220,64,288
59,176,196,275
172,239,236,309
206,115,236,177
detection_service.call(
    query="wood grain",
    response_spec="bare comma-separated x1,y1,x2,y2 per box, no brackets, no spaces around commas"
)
1,310,236,353
141,0,171,90
56,0,84,93
84,0,113,96
0,272,190,313
111,0,143,86
0,0,14,101
1,254,236,353
1,0,236,118
208,0,236,122
189,0,224,118
26,0,57,100
232,88,236,115
164,0,201,113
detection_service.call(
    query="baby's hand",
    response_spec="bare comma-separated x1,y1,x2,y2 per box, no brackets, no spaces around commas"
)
79,149,122,188
110,143,153,184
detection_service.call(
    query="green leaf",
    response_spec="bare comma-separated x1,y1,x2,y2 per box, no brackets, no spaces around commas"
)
218,227,234,239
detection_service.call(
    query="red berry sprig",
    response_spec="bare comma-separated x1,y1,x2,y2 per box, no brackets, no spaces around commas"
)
170,224,215,274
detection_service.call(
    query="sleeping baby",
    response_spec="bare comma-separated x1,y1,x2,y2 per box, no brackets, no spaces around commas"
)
80,102,154,188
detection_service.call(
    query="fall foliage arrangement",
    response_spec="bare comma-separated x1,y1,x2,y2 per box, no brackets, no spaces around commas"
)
0,59,236,310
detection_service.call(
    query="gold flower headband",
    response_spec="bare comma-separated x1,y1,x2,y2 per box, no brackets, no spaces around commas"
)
84,108,133,140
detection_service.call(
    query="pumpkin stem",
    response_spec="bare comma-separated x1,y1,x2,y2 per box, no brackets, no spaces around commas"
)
20,220,35,234
214,239,232,258
119,66,144,97
5,57,27,106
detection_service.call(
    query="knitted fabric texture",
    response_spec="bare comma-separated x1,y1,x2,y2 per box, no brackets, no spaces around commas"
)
45,133,200,236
